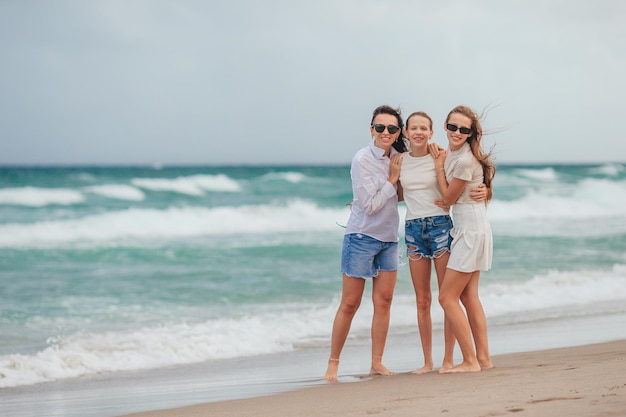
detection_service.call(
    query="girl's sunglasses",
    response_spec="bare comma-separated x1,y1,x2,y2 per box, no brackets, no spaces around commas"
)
372,124,400,134
446,123,472,135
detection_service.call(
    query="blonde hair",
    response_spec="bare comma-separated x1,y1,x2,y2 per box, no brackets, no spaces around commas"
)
445,105,496,197
406,111,433,130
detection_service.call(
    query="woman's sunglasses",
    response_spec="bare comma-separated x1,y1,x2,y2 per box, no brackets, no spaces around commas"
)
446,123,472,135
372,124,400,134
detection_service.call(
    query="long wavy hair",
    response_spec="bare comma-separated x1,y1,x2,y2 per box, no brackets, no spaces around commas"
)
445,105,496,196
371,105,407,153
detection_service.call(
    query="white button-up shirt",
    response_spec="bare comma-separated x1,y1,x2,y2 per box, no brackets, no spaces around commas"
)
345,140,399,242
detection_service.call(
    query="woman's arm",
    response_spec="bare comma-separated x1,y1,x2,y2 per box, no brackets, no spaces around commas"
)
353,155,401,215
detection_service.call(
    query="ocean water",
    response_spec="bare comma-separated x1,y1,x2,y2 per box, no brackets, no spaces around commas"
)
1,163,626,401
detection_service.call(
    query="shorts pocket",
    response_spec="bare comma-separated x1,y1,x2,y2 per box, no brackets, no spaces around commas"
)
432,216,451,227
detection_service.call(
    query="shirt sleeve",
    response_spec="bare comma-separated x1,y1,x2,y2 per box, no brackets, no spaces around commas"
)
451,153,473,181
352,154,396,215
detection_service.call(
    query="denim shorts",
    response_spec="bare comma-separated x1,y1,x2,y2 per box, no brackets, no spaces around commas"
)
341,233,398,279
404,215,453,259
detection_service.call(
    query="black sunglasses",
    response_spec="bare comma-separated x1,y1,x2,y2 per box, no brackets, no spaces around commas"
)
446,123,472,135
372,124,400,134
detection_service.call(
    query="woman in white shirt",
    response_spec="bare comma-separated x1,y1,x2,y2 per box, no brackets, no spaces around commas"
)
324,105,406,381
434,105,496,373
400,111,487,374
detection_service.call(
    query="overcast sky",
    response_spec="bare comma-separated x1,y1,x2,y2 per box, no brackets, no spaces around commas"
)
1,0,625,166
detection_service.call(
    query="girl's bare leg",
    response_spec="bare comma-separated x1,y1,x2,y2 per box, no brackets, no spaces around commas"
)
408,256,434,374
460,271,493,369
433,253,455,369
369,269,397,376
438,268,481,373
324,275,365,381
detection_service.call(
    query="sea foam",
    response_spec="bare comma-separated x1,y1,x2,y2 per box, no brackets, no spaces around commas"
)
513,167,559,181
0,187,85,207
83,184,146,201
259,171,311,183
590,163,625,177
488,178,626,220
0,264,624,388
131,174,241,195
0,199,349,247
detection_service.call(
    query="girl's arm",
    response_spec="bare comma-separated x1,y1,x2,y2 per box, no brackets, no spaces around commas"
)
397,180,404,202
436,172,467,206
469,183,490,202
433,150,466,206
394,153,404,202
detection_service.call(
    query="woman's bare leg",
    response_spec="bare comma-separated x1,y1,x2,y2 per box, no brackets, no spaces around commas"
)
460,271,493,369
408,256,434,374
324,275,365,381
433,253,455,369
370,269,397,376
438,268,481,373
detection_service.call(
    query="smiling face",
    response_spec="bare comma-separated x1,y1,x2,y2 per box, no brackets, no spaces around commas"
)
445,112,473,151
405,114,433,156
370,113,401,155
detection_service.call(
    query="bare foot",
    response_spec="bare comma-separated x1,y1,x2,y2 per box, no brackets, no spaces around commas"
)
324,359,339,381
369,363,395,376
480,360,494,370
411,365,433,375
440,360,455,371
439,361,481,374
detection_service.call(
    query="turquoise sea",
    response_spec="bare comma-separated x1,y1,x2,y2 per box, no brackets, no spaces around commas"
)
1,163,625,416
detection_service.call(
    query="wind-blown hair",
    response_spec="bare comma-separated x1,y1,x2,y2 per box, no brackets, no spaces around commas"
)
445,105,496,197
371,105,407,153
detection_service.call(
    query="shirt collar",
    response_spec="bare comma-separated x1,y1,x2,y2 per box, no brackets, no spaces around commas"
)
449,142,470,153
369,140,398,159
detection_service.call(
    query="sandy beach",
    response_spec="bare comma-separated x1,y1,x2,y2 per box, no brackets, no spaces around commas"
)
120,339,626,417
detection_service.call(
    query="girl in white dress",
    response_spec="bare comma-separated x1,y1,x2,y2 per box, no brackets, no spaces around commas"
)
433,105,496,373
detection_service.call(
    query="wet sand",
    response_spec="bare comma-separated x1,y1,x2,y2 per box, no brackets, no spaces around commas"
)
120,339,626,417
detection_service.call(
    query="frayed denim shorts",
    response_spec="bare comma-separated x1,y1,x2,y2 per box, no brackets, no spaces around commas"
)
341,233,398,279
404,215,453,260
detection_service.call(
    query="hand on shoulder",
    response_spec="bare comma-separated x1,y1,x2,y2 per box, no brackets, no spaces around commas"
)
428,143,446,159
